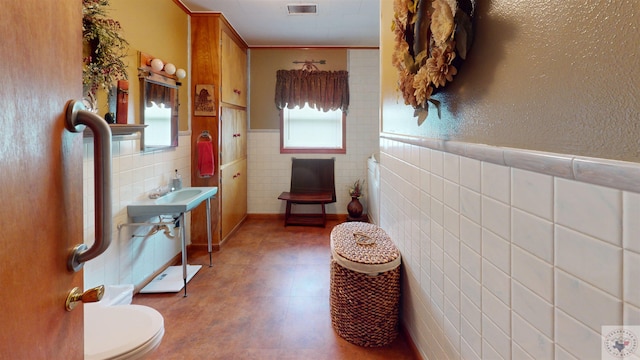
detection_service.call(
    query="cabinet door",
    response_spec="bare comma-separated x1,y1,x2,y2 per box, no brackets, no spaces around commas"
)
221,31,247,107
220,107,237,165
220,107,246,165
220,159,247,241
235,109,247,160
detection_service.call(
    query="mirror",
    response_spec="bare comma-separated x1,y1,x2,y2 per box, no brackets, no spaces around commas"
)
139,70,180,151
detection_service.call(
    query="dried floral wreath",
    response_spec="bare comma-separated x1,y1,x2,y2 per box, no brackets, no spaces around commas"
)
391,0,474,124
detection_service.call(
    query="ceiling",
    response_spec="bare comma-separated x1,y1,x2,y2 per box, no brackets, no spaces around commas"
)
178,0,380,47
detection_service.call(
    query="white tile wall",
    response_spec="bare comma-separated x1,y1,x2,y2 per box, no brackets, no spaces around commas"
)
247,49,380,215
380,138,640,360
83,133,192,289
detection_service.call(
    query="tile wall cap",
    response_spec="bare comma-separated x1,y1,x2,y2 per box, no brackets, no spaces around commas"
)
380,133,640,194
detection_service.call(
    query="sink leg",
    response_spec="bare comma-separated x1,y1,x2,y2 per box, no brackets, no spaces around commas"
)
206,198,212,267
183,279,187,298
179,213,188,297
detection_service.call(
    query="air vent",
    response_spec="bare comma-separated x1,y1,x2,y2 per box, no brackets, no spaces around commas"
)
287,4,317,15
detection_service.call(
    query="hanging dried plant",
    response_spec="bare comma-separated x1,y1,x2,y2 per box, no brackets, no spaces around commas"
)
82,0,129,95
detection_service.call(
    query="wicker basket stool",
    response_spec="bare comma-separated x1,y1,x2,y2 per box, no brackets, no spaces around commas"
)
329,222,401,347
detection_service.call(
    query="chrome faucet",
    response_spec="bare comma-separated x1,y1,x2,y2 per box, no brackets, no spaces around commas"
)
148,186,172,199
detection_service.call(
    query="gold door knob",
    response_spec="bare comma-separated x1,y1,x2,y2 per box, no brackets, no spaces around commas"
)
65,285,105,311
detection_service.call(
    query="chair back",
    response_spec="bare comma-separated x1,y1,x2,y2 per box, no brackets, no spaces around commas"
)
290,158,336,203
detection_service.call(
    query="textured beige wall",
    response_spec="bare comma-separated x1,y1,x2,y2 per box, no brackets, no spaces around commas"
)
104,0,189,131
381,0,640,162
249,48,347,129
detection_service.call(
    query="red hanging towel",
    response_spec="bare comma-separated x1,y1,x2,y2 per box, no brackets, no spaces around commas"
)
197,141,215,177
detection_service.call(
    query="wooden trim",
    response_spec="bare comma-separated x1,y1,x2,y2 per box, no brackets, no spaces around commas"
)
172,0,191,14
187,243,221,252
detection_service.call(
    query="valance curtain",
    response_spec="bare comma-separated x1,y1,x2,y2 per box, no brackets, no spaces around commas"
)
274,69,349,113
145,82,174,108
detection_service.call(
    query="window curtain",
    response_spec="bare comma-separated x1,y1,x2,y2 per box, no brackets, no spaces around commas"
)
274,69,349,113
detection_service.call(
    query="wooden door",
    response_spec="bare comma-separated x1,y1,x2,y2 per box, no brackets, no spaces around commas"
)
0,1,84,359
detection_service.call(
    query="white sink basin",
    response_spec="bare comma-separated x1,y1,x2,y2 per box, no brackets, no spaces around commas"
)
155,189,203,205
127,187,218,220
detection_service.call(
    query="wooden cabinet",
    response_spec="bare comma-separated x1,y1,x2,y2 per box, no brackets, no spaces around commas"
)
220,107,247,241
190,14,248,249
220,159,247,240
221,32,247,107
220,107,246,165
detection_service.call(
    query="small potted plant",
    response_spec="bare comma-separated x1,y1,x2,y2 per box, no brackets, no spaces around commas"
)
349,179,364,198
347,179,365,219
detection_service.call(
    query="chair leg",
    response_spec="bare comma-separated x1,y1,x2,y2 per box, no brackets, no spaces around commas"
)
285,200,292,226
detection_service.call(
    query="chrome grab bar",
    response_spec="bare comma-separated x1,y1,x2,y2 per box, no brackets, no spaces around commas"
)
65,100,112,272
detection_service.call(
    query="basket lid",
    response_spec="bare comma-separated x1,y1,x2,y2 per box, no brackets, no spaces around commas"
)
330,222,401,274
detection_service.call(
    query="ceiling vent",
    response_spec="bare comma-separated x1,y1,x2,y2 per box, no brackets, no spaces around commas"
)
287,4,317,15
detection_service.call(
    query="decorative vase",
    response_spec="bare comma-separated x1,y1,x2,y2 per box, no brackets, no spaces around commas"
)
347,196,363,218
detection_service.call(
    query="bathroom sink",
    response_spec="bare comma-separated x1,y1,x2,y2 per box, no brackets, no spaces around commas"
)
127,187,218,220
155,189,202,205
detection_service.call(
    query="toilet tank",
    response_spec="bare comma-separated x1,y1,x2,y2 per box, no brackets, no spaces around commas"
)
367,154,380,225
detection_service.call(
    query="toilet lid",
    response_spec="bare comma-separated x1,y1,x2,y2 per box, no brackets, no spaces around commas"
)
85,304,164,360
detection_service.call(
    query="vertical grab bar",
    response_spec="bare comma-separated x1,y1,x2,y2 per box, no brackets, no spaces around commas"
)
65,100,113,272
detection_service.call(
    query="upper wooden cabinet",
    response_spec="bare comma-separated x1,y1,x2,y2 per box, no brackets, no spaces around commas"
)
221,31,247,107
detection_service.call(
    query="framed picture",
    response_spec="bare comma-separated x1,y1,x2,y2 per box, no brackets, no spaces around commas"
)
194,84,216,116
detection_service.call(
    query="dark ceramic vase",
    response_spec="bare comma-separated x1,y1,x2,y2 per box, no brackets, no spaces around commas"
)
347,196,363,218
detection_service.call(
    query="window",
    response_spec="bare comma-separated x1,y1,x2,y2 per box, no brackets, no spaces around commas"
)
144,101,173,147
280,104,346,154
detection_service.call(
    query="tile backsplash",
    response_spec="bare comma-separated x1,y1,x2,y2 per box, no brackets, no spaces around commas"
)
83,133,191,289
379,136,640,360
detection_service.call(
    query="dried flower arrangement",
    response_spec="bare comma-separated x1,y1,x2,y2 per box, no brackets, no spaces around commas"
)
82,0,129,96
349,179,365,198
391,0,474,124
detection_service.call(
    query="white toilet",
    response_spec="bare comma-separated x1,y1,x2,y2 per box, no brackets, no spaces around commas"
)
84,303,164,360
